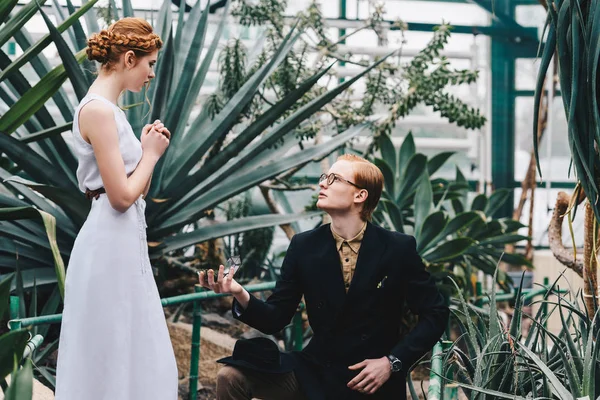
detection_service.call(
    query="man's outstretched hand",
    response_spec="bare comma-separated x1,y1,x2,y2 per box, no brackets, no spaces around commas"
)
198,264,251,310
198,264,243,295
347,357,391,395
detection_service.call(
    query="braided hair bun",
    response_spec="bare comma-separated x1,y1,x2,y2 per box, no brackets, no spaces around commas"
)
86,17,163,68
86,30,113,64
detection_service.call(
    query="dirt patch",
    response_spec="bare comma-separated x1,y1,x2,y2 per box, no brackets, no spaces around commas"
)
169,322,240,399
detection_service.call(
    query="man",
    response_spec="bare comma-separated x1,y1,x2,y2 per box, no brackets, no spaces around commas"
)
199,154,449,399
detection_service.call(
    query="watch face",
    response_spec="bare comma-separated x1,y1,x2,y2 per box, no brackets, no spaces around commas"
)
387,356,402,372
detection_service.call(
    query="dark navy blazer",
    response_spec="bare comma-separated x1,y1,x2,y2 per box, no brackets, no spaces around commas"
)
234,222,450,399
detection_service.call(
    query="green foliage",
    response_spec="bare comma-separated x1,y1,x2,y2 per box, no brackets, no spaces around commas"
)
371,133,529,293
0,206,66,299
363,25,485,155
444,273,600,399
219,39,248,99
533,1,600,220
94,0,118,26
0,274,33,399
233,0,286,31
0,0,490,379
4,359,33,400
0,207,64,389
229,0,485,148
0,0,381,291
222,192,275,281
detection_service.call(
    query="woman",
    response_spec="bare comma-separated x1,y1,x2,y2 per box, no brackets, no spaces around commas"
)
55,17,178,399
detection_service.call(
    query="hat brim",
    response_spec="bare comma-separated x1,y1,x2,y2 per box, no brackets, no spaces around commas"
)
217,353,295,374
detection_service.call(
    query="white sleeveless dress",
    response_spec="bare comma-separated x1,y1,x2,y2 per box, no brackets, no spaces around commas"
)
54,93,178,400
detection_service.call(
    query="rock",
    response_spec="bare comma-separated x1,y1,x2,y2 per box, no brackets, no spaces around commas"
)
178,378,207,400
239,328,280,348
240,327,272,340
222,310,237,323
196,384,217,400
200,312,232,329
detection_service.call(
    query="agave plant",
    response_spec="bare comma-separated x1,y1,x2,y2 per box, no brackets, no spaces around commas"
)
0,208,56,398
0,205,70,389
371,132,531,292
533,0,600,320
533,0,600,220
0,0,395,290
442,270,600,400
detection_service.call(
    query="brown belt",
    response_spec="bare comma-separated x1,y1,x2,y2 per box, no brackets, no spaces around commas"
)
85,187,106,200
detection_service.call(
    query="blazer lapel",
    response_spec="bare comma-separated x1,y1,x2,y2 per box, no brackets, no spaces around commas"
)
347,222,387,296
315,225,346,313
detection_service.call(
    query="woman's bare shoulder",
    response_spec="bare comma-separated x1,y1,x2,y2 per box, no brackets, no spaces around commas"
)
79,99,114,124
78,100,117,143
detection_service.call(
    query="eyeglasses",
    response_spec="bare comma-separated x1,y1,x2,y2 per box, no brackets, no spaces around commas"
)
319,173,364,189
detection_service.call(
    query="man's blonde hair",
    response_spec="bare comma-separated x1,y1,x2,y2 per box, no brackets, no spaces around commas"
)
337,154,384,221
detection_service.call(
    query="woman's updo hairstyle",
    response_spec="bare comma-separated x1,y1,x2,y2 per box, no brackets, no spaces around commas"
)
87,17,162,69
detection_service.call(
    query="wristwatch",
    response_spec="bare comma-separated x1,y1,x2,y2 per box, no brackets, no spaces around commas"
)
386,355,402,373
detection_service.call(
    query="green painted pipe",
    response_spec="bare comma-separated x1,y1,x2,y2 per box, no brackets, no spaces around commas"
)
475,282,483,307
161,282,277,307
23,334,44,359
9,313,61,329
8,282,278,329
9,296,19,320
188,285,203,400
428,341,443,400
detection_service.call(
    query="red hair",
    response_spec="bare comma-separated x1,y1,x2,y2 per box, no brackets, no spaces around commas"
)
337,154,384,221
86,17,162,70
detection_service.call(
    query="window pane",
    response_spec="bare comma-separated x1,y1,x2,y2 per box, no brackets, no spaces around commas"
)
515,58,539,91
515,5,547,34
515,96,571,182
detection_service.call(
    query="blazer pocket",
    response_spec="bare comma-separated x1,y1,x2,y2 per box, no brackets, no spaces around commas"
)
375,275,388,289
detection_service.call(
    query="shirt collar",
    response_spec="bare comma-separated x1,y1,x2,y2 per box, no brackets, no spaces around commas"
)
330,222,367,253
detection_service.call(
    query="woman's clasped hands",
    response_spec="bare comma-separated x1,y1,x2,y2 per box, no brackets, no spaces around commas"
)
141,119,170,159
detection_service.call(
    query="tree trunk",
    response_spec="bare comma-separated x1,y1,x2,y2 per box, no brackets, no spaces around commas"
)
259,186,296,240
548,191,584,278
583,203,598,317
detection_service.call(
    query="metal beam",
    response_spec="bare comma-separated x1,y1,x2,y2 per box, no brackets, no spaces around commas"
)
318,17,538,42
513,0,542,4
339,0,347,83
491,0,516,218
465,0,540,52
512,180,576,189
336,44,474,59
